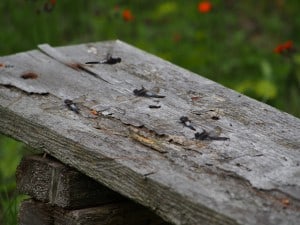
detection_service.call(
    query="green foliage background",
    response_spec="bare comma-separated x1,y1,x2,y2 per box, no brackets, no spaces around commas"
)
0,1,299,224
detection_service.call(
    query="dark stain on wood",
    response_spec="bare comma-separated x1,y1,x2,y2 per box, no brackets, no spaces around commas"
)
21,71,39,79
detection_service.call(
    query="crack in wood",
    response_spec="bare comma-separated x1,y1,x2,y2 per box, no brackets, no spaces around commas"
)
215,166,300,211
254,188,300,212
49,166,59,204
0,83,49,95
128,127,168,154
37,44,114,84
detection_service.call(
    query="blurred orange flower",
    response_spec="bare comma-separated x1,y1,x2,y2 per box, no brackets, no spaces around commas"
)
43,0,56,12
274,40,294,54
283,40,293,49
122,9,134,22
198,1,212,13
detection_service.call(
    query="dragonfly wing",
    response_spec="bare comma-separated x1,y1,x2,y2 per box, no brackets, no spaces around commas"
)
150,86,160,94
73,95,99,108
72,95,87,103
106,52,112,60
40,100,63,111
208,126,222,137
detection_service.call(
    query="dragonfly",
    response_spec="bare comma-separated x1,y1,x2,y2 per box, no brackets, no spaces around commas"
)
133,86,166,98
64,99,80,114
85,49,121,65
179,116,196,131
194,126,229,141
41,95,98,117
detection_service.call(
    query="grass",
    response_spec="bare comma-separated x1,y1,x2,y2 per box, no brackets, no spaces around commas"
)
0,189,28,225
0,136,26,224
0,1,299,224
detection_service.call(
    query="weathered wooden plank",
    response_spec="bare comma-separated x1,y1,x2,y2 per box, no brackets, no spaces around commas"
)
0,40,300,225
16,155,124,209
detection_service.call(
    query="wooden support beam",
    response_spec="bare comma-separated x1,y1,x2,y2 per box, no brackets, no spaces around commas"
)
54,202,168,225
19,199,53,225
16,155,124,209
19,199,169,225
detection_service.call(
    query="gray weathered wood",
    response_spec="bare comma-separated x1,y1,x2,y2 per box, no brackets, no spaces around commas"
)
0,40,300,225
16,155,124,209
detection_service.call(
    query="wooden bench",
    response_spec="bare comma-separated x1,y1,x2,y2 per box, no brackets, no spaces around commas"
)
0,40,299,225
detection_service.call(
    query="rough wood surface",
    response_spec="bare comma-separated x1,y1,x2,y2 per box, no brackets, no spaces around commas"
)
54,202,169,225
19,199,168,225
19,199,53,225
0,40,300,225
16,155,124,209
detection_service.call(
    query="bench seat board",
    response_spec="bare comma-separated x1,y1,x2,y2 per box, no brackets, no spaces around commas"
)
0,40,299,225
